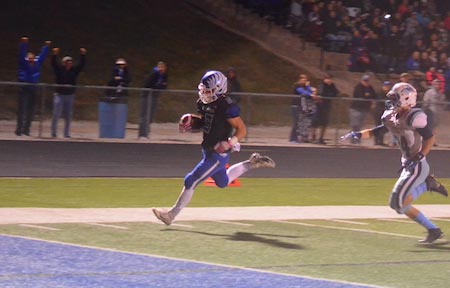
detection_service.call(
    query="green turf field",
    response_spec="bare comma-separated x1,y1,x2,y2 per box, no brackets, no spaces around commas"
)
0,178,448,207
1,178,450,287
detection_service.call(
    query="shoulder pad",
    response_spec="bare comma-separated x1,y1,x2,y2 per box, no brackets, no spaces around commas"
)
406,108,425,127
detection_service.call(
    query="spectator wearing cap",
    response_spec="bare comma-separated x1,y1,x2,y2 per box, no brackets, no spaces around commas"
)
226,67,242,104
348,74,376,144
373,81,391,146
106,58,131,99
16,37,51,137
399,72,410,83
51,46,87,138
139,61,168,138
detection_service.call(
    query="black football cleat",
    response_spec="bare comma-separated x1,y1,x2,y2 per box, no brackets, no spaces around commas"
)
418,228,443,244
426,175,448,197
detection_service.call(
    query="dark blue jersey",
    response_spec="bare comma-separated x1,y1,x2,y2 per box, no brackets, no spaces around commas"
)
197,96,240,150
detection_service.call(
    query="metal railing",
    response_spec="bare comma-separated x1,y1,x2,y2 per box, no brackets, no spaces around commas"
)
1,81,449,147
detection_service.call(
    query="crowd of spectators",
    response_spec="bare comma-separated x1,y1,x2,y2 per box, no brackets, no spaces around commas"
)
234,0,450,102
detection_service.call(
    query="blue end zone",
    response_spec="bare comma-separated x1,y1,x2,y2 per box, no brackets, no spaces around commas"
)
0,235,371,288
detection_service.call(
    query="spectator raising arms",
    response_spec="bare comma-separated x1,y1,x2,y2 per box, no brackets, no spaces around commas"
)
16,37,51,137
51,47,86,138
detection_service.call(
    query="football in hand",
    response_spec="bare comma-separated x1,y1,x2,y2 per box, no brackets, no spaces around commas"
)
179,113,202,133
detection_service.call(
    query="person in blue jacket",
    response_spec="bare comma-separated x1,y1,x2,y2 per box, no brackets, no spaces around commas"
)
289,74,314,143
16,37,51,136
138,61,168,138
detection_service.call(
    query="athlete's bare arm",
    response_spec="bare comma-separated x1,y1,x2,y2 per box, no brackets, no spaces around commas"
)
227,116,247,142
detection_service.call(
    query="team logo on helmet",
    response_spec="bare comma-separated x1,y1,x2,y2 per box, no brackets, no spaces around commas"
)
198,70,227,104
386,83,417,109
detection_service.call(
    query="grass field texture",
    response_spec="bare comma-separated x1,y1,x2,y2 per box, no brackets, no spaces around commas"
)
1,177,450,287
1,178,449,208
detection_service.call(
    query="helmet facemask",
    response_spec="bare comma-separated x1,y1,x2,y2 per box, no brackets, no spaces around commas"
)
198,83,218,104
197,70,227,104
386,83,417,110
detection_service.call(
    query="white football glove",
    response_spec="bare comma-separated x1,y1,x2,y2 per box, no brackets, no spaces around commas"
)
340,131,362,142
214,136,240,153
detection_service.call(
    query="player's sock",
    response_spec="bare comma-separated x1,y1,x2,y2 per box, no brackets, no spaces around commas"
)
410,182,427,201
170,186,194,217
226,162,250,184
413,212,438,230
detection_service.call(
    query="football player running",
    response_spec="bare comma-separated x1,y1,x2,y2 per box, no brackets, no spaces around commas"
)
341,82,448,244
152,70,275,225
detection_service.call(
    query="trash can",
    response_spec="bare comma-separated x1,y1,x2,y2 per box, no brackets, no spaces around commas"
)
98,97,128,138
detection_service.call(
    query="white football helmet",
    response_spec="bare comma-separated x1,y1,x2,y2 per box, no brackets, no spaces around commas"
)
198,70,227,104
386,82,417,109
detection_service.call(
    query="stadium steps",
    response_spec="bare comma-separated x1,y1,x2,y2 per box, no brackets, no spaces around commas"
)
185,0,383,94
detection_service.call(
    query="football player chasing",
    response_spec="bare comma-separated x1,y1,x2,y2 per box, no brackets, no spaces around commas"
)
152,70,275,225
341,82,448,244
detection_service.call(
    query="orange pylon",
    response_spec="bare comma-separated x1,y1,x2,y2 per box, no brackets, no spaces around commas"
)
203,163,241,187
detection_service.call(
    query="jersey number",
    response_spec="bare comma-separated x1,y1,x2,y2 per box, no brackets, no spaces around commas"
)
203,113,214,134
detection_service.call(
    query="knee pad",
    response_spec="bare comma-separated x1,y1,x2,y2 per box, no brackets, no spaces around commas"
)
389,192,400,211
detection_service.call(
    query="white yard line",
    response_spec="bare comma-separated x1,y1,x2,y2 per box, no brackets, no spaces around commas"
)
377,218,414,224
274,220,421,239
19,224,60,231
273,220,317,227
431,218,450,222
212,220,254,226
328,219,369,225
2,205,450,224
85,223,128,230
